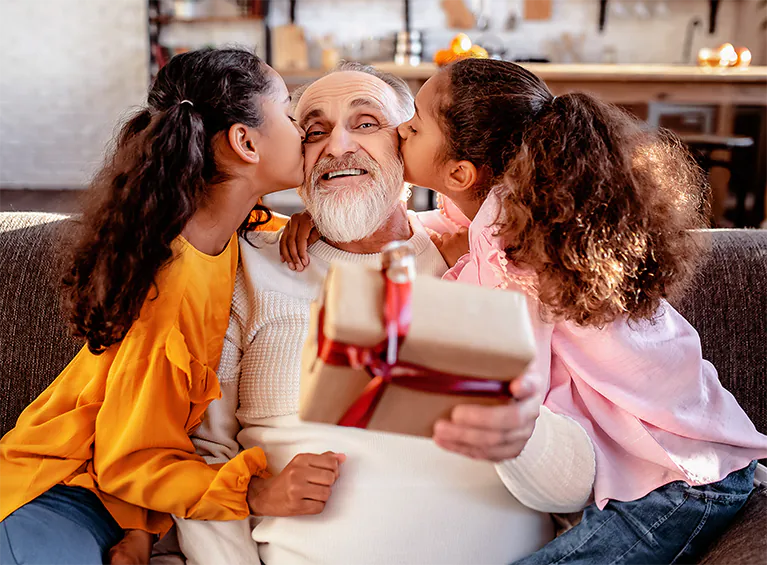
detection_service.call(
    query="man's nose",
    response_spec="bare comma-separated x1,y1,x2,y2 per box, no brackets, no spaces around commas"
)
325,125,359,158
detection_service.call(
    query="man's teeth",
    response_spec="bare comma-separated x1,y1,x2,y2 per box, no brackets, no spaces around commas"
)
326,168,366,180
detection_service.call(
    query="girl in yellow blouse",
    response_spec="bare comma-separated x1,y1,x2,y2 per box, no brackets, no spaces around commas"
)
0,48,343,565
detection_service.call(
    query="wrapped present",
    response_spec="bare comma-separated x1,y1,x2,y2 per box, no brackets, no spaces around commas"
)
299,241,535,438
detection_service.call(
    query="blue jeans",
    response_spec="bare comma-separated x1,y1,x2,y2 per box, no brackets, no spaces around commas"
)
514,461,757,565
0,484,124,565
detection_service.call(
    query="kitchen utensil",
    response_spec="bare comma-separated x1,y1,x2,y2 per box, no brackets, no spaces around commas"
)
395,30,422,66
474,0,490,30
504,0,518,30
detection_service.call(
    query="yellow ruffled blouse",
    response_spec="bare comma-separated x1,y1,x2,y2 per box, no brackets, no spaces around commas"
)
0,231,271,534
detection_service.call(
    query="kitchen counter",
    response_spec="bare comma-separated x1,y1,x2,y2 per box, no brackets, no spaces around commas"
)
370,63,767,83
278,63,767,83
278,63,767,134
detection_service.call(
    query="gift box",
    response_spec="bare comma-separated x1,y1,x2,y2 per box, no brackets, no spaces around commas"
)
299,254,536,438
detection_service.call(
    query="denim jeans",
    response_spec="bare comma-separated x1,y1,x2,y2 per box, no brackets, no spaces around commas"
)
0,484,124,565
513,461,757,565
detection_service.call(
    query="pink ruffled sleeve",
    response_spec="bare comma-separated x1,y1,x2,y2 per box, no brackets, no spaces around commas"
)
416,194,471,237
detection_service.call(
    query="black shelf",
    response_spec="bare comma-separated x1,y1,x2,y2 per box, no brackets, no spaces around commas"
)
149,14,263,25
147,0,267,80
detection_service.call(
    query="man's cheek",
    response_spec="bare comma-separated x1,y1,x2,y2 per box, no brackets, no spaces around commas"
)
362,138,396,165
303,147,321,174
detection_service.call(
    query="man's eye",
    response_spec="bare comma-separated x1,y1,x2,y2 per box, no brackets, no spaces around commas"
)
305,130,326,138
357,122,377,130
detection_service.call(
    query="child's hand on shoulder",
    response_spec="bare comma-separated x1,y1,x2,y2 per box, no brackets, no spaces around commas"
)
279,211,319,272
431,228,469,268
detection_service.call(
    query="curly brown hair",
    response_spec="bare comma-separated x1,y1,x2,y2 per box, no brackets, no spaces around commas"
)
64,48,273,354
440,59,709,327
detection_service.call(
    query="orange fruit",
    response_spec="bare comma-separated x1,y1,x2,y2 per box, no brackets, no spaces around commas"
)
450,33,472,54
468,45,489,59
434,48,457,66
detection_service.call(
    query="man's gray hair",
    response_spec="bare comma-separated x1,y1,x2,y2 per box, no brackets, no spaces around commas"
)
292,61,415,122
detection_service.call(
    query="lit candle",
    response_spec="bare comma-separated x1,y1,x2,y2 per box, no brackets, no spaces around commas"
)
717,43,738,67
735,47,752,68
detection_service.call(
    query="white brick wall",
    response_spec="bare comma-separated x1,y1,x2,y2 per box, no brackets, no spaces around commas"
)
270,0,761,66
0,0,149,189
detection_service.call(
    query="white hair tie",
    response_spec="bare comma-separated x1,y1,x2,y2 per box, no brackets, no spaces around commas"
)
180,99,194,107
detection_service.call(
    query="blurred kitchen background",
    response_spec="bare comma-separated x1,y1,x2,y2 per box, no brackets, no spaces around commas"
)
1,0,766,227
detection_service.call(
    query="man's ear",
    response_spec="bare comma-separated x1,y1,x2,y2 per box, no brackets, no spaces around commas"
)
227,123,260,165
444,160,478,195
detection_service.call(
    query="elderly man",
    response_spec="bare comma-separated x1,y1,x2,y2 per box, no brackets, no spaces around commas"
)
173,62,595,565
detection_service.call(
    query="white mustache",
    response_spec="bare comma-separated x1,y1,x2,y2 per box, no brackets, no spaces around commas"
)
309,154,380,188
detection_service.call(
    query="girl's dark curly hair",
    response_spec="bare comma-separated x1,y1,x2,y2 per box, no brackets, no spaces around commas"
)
64,48,273,354
440,58,709,326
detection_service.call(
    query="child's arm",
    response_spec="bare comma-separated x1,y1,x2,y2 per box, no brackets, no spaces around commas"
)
416,193,471,235
93,326,268,523
430,228,469,268
279,211,319,271
191,325,245,464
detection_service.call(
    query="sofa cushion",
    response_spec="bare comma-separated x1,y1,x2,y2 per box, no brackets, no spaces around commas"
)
670,229,767,437
697,486,767,565
0,213,82,436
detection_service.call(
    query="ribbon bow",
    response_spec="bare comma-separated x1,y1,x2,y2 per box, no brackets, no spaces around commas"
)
317,270,513,429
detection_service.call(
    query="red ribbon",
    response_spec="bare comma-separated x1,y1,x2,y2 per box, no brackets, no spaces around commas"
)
316,273,513,429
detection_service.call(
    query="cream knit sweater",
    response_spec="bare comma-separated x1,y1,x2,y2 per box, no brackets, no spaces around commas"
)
175,212,595,565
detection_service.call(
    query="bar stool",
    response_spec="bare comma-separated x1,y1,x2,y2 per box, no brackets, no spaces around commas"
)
646,103,758,227
678,133,755,227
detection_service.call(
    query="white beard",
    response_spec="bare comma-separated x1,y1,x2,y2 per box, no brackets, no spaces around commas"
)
299,153,405,243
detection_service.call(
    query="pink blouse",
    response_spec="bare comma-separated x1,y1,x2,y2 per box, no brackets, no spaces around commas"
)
420,192,767,509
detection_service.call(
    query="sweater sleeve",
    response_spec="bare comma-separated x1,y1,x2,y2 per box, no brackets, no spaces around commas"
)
192,322,244,465
495,406,596,513
175,514,261,565
92,325,267,522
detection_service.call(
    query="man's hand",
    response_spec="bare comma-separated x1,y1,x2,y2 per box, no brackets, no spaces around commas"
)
433,374,541,462
248,451,345,516
279,211,319,272
108,529,154,565
431,228,469,268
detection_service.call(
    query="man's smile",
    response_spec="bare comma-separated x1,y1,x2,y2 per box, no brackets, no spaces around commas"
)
322,168,369,181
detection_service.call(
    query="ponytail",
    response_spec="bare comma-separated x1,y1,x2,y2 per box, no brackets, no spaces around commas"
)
64,48,272,353
495,93,709,326
64,104,207,353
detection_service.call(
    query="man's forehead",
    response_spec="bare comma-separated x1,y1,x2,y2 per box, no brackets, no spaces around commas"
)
296,71,400,122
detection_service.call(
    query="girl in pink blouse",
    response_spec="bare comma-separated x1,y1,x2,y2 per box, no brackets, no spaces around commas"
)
283,58,767,563
395,58,767,564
